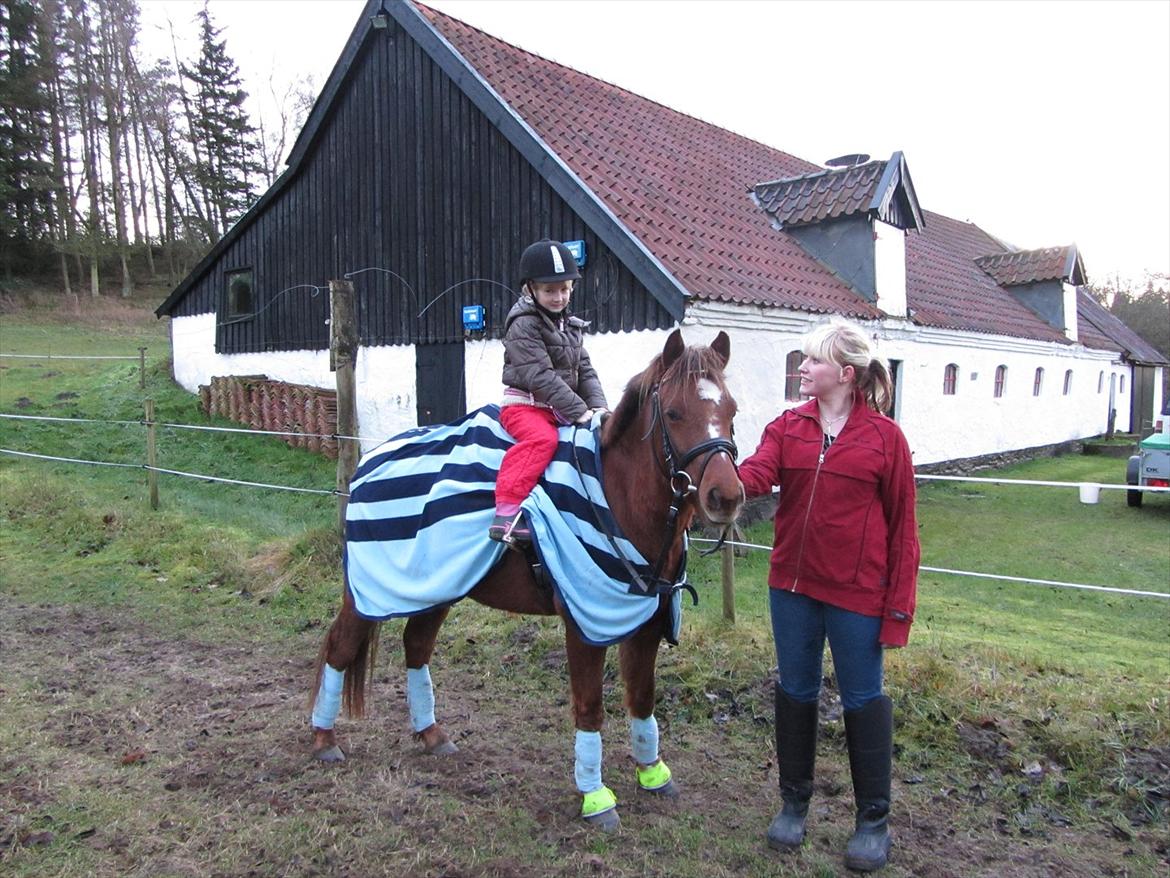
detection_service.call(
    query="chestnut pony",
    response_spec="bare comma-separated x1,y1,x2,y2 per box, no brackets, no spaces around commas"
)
309,329,743,829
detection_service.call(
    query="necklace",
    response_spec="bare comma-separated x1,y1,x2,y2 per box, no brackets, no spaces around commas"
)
820,409,850,432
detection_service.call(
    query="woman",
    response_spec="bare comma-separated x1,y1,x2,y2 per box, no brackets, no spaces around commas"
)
738,319,919,872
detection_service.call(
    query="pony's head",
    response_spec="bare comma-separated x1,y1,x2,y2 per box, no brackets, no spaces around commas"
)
604,329,744,526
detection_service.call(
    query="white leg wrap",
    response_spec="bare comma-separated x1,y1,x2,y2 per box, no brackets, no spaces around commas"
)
407,664,436,732
310,664,344,730
630,715,659,765
574,729,603,794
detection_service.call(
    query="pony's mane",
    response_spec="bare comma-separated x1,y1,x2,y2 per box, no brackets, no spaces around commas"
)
603,343,728,447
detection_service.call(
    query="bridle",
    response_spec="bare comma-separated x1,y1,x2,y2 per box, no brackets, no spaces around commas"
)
647,386,738,583
572,381,738,603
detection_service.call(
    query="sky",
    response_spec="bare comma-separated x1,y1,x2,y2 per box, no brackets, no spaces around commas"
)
137,0,1170,289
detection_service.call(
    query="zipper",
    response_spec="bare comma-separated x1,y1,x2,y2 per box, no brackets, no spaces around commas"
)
791,423,828,592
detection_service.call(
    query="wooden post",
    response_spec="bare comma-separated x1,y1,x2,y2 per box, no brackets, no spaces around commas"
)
330,279,359,537
144,398,159,510
721,540,735,622
138,346,147,389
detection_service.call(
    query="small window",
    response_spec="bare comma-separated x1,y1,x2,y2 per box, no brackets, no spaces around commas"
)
943,363,958,395
225,269,254,319
1063,370,1073,395
784,350,803,401
1120,375,1126,393
1097,371,1104,393
994,365,1007,398
1033,367,1044,396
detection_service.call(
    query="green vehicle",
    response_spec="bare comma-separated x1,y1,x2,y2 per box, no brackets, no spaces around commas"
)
1127,402,1170,508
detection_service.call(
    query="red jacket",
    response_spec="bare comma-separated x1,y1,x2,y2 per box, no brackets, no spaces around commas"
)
738,395,920,647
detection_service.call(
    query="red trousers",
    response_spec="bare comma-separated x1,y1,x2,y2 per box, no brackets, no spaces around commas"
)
496,404,560,510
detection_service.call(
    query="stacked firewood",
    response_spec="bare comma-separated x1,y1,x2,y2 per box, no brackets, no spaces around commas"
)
199,375,339,459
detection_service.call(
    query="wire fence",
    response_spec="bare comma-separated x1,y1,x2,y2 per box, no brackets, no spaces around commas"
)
1,409,1166,602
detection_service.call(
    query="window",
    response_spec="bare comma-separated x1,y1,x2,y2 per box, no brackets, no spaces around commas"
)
1097,371,1104,393
1033,367,1044,396
993,365,1007,398
1063,370,1073,395
225,269,254,319
784,350,803,401
1120,375,1126,393
943,363,958,395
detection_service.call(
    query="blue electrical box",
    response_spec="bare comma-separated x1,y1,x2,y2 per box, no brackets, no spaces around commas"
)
462,304,485,331
564,239,587,268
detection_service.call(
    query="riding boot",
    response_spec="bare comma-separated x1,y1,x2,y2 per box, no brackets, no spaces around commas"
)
843,694,893,872
766,684,818,851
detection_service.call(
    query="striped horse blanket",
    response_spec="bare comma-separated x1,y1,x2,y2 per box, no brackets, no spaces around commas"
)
344,406,684,646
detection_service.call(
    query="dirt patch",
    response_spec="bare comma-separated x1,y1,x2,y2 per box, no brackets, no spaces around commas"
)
1,597,1165,877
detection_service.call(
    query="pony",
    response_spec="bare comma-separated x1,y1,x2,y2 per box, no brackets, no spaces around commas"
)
308,329,744,830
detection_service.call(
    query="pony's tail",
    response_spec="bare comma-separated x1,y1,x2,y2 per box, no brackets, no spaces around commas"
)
308,596,382,720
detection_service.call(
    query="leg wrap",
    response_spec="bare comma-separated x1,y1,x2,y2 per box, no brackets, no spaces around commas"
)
630,715,659,765
310,664,344,730
574,729,604,794
406,665,436,733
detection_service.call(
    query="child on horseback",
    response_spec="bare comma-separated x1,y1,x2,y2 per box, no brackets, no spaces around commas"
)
489,239,609,545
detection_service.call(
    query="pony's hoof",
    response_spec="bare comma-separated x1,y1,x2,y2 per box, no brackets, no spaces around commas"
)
426,739,459,756
583,808,621,832
314,744,346,763
639,778,680,799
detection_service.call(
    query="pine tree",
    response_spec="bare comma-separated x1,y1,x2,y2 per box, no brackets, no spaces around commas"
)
0,0,57,278
183,2,261,241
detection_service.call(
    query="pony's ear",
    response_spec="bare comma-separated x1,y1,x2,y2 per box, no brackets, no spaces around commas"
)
711,331,730,368
662,329,685,371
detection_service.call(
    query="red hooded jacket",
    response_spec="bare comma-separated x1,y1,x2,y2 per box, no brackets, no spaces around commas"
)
738,395,920,646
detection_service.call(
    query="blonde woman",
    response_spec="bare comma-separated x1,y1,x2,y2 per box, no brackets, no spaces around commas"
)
738,318,919,872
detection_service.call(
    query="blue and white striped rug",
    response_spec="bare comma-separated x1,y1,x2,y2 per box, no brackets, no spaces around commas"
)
344,406,683,646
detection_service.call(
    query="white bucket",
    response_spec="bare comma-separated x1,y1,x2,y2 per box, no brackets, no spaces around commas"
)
1078,483,1100,504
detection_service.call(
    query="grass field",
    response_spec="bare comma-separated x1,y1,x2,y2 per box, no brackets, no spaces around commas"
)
2,298,1167,877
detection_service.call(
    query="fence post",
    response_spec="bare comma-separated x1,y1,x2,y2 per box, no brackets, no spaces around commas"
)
138,347,147,389
721,541,735,622
144,398,159,510
330,279,359,538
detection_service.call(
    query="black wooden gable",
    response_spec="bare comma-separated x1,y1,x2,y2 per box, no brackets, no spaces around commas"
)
156,0,680,354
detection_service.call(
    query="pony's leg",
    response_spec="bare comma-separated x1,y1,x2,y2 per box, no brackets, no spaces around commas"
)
403,607,457,755
620,615,678,797
310,594,377,762
564,626,620,830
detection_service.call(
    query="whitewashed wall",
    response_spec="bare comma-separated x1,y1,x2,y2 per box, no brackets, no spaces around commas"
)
686,302,1129,466
171,307,1133,465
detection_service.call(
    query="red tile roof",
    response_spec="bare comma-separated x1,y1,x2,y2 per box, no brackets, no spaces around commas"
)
1076,291,1168,363
418,3,880,318
753,160,888,229
975,246,1085,287
905,212,1068,342
415,4,1112,347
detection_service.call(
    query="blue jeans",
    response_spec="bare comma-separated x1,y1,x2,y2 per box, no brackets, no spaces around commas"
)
769,588,884,712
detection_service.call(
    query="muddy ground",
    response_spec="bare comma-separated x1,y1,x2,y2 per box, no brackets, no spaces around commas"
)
1,596,1165,877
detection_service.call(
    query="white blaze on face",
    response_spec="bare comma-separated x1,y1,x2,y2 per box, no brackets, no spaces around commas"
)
697,378,722,405
697,378,724,439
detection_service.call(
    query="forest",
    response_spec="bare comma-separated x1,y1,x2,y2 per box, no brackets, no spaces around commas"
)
0,0,311,299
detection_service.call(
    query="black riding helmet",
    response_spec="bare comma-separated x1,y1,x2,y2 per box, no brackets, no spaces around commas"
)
519,239,581,285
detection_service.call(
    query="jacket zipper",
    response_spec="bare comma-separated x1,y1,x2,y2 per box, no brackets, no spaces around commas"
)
791,423,828,591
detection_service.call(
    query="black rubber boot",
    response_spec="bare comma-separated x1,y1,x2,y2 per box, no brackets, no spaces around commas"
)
766,684,818,851
843,694,893,872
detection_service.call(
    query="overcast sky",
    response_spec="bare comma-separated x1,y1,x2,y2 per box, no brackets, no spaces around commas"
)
139,0,1170,289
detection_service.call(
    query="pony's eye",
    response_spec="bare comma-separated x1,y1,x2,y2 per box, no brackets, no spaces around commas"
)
665,409,683,422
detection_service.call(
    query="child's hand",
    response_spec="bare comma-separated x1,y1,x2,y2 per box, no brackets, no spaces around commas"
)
575,410,594,424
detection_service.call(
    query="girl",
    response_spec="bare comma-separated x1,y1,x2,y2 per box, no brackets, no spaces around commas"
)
490,239,608,544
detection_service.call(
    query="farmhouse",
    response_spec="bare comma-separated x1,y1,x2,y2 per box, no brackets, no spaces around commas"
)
155,0,1167,465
